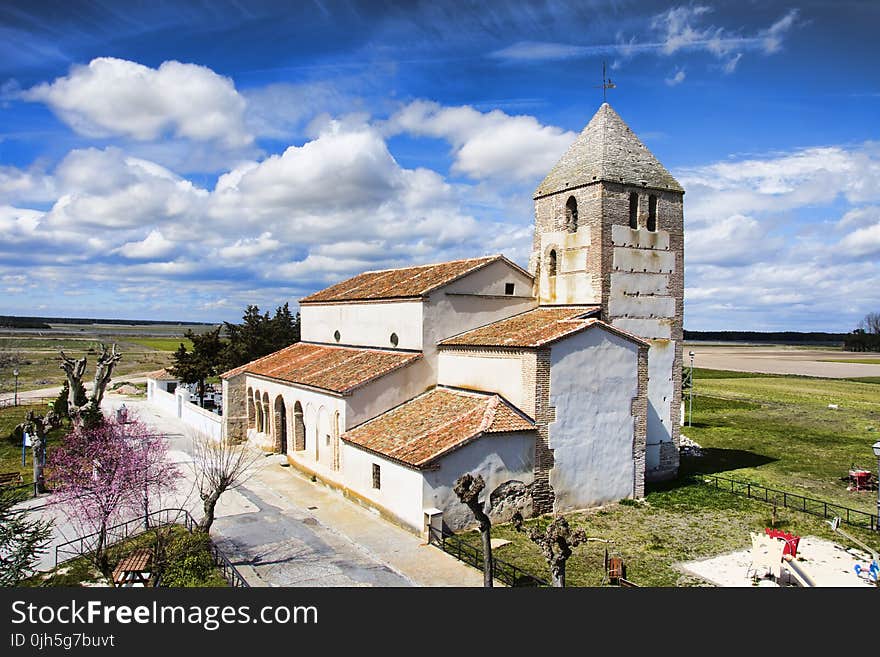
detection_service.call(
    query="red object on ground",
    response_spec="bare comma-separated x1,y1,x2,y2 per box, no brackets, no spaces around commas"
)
765,528,800,557
849,470,872,491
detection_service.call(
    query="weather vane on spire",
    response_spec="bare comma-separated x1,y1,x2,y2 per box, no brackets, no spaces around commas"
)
595,61,616,102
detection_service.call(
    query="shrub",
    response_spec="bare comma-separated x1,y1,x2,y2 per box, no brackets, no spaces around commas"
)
160,532,218,587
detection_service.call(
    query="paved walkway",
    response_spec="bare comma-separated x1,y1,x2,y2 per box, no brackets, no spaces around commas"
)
31,393,483,587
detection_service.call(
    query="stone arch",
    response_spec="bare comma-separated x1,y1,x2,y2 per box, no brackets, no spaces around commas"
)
293,401,305,451
273,395,287,454
547,248,557,277
262,392,270,435
247,387,255,429
629,192,639,229
254,390,263,433
564,195,578,232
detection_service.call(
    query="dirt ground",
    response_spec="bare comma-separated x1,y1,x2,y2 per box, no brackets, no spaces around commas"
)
687,345,880,378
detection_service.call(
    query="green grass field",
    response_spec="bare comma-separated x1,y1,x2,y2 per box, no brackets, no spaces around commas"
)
0,403,67,484
457,367,880,586
461,482,880,587
0,328,194,395
125,337,193,352
686,368,880,512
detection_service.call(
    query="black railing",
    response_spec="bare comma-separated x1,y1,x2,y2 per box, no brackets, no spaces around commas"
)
428,526,548,587
697,474,878,531
52,507,249,588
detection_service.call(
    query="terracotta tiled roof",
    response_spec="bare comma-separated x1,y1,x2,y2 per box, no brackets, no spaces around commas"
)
143,368,176,380
440,306,604,348
300,255,516,303
342,387,535,469
219,342,421,394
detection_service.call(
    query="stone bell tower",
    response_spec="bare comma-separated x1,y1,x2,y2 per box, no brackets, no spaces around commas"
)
529,103,684,481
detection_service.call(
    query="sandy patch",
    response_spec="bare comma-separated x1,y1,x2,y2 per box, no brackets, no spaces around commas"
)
679,536,877,587
687,346,880,378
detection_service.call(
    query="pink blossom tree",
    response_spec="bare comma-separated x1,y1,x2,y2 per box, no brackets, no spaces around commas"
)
46,413,180,575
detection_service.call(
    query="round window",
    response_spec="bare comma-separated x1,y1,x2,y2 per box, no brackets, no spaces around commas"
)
333,330,341,342
390,332,399,347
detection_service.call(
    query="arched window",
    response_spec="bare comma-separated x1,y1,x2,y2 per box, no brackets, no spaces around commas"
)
565,196,578,233
262,392,270,435
647,195,657,232
629,192,639,229
255,392,263,433
548,249,557,277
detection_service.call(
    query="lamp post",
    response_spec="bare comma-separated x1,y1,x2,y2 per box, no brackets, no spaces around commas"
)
688,351,695,427
13,368,19,407
873,440,880,532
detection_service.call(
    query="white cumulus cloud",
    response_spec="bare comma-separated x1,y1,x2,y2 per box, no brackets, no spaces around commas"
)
25,57,252,148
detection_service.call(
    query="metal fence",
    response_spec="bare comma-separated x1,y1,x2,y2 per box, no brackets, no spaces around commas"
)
697,473,878,531
52,507,250,588
428,526,548,587
0,396,57,409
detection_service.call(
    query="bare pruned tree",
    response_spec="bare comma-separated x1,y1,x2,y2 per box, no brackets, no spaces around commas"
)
16,409,61,494
59,343,122,426
454,473,493,587
860,312,880,335
512,512,604,587
189,432,261,533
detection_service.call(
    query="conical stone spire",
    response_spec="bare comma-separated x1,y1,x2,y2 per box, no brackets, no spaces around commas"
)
534,103,683,198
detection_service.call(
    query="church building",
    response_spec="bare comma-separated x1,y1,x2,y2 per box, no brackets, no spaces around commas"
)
220,103,684,534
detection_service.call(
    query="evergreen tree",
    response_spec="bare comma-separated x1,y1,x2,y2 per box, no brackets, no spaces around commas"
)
221,303,300,370
168,326,224,407
0,487,52,586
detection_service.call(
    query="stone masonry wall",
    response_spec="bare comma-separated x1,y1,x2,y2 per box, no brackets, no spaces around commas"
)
632,345,648,497
222,373,248,444
531,347,555,513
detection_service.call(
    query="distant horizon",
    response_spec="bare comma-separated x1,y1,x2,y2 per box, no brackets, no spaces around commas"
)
1,2,878,331
0,312,861,337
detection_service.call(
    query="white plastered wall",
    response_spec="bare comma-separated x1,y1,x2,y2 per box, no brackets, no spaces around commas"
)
299,300,423,350
422,432,535,531
341,443,426,531
608,223,677,469
423,260,536,380
437,350,527,413
537,224,597,305
344,359,432,429
548,327,639,511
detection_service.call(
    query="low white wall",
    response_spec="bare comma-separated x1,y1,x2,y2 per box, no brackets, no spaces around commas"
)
423,432,535,531
341,443,425,531
148,386,178,418
179,399,222,441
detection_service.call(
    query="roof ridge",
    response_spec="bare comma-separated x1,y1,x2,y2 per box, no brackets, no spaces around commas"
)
358,254,498,276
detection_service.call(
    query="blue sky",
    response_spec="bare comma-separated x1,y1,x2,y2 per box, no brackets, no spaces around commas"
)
0,1,878,331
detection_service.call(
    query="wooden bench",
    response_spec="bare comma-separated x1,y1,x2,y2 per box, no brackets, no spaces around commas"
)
112,548,154,587
0,472,23,487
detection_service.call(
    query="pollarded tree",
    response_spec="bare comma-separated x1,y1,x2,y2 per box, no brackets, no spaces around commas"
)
454,473,494,587
16,409,61,494
512,512,601,587
190,432,260,533
59,343,122,427
0,486,52,586
46,414,179,575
